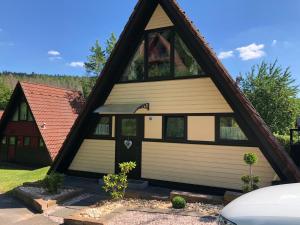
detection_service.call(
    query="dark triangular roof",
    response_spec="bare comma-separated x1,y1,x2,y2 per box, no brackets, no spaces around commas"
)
50,0,300,182
0,82,85,160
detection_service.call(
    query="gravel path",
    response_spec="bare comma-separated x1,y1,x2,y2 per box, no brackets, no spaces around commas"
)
107,211,218,225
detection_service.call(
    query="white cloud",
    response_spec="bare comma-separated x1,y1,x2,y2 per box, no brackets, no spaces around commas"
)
236,43,265,60
218,50,234,59
68,61,84,68
47,50,61,56
271,40,277,46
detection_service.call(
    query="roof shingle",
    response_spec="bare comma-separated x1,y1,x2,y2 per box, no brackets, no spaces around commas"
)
21,82,85,159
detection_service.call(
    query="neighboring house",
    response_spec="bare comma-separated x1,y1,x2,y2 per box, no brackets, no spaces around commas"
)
0,82,84,166
50,0,300,192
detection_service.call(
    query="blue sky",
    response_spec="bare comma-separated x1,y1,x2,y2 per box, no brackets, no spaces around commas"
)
0,0,299,86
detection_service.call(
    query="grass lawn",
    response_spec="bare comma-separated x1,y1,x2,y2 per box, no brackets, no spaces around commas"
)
0,163,49,193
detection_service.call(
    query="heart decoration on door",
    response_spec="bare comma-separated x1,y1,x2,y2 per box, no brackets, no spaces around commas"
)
124,140,133,149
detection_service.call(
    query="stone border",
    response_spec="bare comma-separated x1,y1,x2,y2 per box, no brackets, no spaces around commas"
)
13,186,83,213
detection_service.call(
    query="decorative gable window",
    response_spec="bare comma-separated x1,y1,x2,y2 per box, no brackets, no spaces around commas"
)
120,27,204,82
20,102,28,121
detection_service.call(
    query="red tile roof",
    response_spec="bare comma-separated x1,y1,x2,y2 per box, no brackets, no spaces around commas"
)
21,82,85,160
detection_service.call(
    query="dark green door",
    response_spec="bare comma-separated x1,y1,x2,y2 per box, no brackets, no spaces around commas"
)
116,116,143,179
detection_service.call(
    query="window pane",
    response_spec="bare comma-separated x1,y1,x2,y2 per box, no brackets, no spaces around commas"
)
174,34,203,77
9,137,16,145
20,102,27,120
24,137,30,146
148,30,172,78
121,119,137,137
39,139,44,148
121,41,145,82
1,137,6,145
27,111,34,121
165,117,185,139
12,108,19,121
93,117,111,136
220,117,248,140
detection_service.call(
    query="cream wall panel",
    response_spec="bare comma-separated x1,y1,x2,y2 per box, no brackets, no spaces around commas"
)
145,5,173,30
69,139,115,174
105,78,232,113
142,142,276,190
188,116,215,141
144,116,162,139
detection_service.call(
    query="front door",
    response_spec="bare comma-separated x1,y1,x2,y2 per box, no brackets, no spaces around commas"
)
7,136,17,161
116,116,143,179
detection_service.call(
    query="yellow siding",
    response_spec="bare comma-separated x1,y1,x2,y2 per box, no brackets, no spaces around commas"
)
69,139,115,174
145,116,162,139
142,142,276,190
112,116,115,138
105,78,232,113
188,116,215,141
145,5,173,30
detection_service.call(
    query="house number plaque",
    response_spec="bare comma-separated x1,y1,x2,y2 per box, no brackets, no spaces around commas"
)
124,140,133,149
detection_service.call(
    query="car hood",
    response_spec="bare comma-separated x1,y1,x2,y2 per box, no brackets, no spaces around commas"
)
221,183,300,225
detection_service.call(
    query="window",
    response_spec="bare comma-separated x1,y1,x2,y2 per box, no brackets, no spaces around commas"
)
24,137,30,146
93,116,111,136
174,33,203,77
164,116,186,140
121,40,145,82
12,109,19,121
219,117,248,141
120,27,204,82
27,111,34,121
147,29,172,78
1,137,6,145
121,119,137,137
9,137,16,145
39,139,44,148
19,102,28,121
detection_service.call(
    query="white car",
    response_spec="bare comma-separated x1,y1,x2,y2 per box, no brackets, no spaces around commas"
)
219,183,300,225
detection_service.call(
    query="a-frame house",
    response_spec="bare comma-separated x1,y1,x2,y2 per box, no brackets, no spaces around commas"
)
51,0,300,191
0,82,84,166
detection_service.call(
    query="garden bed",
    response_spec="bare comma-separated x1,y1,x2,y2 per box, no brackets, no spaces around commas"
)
65,199,223,225
14,185,82,213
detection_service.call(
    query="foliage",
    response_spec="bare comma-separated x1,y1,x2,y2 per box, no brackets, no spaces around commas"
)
102,161,136,200
0,80,12,110
0,164,49,193
43,172,64,194
242,153,259,193
171,196,186,209
243,153,258,165
274,134,291,154
83,33,117,97
240,60,299,135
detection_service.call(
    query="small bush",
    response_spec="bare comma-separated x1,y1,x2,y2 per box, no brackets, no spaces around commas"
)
172,196,186,209
243,153,258,165
103,161,136,200
241,153,260,193
43,172,64,194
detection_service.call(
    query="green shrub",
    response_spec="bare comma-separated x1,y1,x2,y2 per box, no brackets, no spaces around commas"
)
274,134,291,154
43,172,64,194
103,161,136,200
172,196,186,209
241,153,260,193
